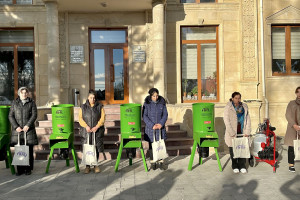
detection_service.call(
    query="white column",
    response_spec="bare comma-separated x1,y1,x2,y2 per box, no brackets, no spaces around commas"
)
45,0,60,104
152,0,166,97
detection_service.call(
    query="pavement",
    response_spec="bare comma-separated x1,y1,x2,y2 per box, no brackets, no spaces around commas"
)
0,146,299,200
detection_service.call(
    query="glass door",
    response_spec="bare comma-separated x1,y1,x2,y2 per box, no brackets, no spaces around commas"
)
89,29,128,105
0,29,34,104
91,45,128,104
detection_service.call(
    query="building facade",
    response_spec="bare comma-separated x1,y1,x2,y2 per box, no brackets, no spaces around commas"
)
0,0,299,137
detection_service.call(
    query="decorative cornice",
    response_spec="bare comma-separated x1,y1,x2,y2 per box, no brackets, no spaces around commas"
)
266,5,300,21
241,0,257,81
152,0,166,7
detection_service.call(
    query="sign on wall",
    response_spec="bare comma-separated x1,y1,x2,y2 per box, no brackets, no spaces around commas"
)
70,45,84,63
132,45,146,63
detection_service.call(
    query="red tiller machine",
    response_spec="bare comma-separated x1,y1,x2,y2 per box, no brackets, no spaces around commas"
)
249,119,279,173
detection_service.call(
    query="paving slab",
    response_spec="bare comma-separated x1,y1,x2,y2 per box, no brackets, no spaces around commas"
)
0,151,299,200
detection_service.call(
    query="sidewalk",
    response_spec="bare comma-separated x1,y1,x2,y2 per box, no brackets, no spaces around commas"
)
0,148,299,200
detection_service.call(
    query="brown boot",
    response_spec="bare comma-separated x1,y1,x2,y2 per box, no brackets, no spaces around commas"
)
94,166,100,173
84,166,90,174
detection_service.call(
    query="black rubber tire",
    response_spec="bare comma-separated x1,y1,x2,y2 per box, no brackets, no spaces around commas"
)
249,155,256,167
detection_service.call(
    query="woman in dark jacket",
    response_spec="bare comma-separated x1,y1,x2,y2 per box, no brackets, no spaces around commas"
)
9,87,38,176
78,90,105,174
143,88,168,170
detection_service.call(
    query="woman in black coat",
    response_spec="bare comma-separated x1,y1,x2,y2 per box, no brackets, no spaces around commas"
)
9,87,38,176
143,88,168,170
78,90,105,174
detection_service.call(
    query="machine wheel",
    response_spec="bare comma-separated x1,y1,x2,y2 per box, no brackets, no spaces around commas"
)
273,162,278,173
249,155,256,167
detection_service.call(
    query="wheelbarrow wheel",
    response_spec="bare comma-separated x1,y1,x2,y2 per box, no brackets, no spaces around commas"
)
249,155,256,167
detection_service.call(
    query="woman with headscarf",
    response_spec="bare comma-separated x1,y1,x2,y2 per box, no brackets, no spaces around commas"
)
9,87,38,176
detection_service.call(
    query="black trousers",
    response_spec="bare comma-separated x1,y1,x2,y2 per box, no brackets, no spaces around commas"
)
288,146,295,165
229,147,246,169
17,145,34,173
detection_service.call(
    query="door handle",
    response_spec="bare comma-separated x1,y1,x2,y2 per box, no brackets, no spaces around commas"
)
111,64,115,82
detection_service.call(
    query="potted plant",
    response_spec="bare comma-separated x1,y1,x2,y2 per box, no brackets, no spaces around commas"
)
183,79,188,97
187,92,192,100
193,92,198,100
210,85,216,96
191,86,198,96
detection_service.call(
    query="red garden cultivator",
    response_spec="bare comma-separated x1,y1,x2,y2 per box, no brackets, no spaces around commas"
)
249,119,279,173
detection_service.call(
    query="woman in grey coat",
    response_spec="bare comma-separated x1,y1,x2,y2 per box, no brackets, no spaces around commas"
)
9,87,38,176
284,86,300,173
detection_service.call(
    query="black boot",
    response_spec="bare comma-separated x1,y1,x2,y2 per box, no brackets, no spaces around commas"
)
158,162,168,170
151,162,157,170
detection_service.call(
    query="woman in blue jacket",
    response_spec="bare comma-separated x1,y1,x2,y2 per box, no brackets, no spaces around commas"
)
143,88,168,170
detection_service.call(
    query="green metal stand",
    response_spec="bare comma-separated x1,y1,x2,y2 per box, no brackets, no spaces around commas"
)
0,106,15,175
115,139,148,172
188,132,222,172
1,136,15,175
46,134,79,173
4,144,15,175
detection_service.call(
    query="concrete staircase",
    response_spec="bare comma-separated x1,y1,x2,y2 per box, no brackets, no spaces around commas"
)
33,105,194,160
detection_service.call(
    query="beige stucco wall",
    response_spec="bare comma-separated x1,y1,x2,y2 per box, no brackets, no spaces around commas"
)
0,5,48,106
166,1,242,104
261,0,300,135
59,12,151,105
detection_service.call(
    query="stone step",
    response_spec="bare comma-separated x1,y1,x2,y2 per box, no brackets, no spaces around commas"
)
36,127,188,142
23,144,193,160
45,115,173,127
103,105,121,114
36,124,180,134
34,134,191,150
104,120,120,127
38,120,81,128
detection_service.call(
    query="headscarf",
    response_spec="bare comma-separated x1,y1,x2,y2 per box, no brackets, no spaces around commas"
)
18,87,29,105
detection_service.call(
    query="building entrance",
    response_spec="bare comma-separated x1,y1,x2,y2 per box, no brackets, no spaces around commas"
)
89,29,128,104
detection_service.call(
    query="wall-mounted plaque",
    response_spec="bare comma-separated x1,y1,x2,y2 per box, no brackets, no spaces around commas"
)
70,45,84,63
132,45,146,63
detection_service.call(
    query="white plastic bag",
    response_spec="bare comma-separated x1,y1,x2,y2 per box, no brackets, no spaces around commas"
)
12,132,30,166
293,131,300,161
151,130,168,162
81,132,98,166
232,137,250,158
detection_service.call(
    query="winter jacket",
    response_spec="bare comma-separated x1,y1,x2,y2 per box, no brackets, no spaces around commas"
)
284,100,300,146
142,96,168,143
223,101,251,147
9,97,38,146
79,100,105,152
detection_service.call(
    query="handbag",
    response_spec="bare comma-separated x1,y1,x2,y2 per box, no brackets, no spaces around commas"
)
81,132,98,166
232,136,250,158
293,131,300,161
151,129,168,162
12,132,30,166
